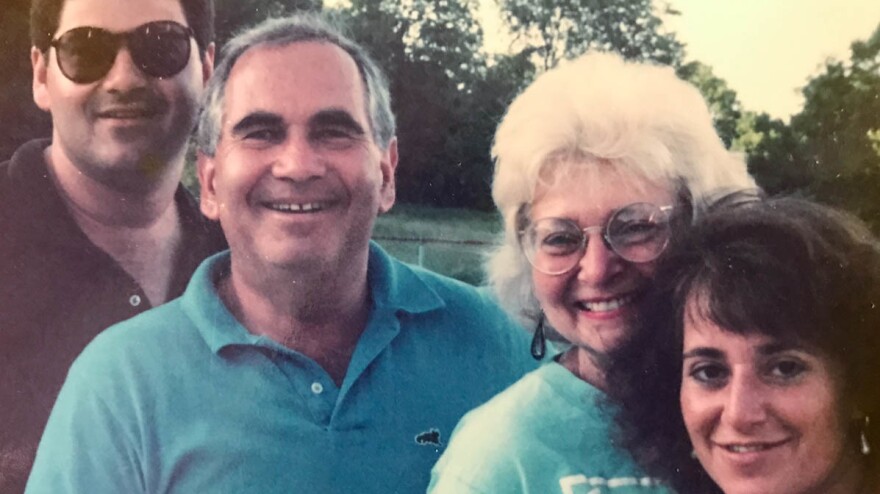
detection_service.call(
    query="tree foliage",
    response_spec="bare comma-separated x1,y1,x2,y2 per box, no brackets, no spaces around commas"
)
2,2,877,222
729,23,880,232
677,61,741,147
338,0,502,209
790,23,880,229
496,0,683,70
214,0,322,45
734,111,812,195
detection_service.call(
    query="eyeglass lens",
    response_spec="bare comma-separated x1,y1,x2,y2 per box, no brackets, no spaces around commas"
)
51,21,193,84
523,202,671,275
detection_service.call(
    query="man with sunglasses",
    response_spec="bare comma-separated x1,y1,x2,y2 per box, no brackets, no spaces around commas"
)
26,13,534,494
0,0,224,489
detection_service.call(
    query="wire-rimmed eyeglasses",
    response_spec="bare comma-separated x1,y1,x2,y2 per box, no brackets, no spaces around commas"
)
520,202,674,275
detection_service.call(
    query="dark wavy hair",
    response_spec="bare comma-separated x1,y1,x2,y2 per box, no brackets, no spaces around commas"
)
605,191,880,493
30,0,215,58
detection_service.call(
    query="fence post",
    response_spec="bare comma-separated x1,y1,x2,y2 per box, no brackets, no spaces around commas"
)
417,243,426,267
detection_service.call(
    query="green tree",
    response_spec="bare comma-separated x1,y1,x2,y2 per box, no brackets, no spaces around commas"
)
677,61,742,148
496,0,683,71
214,0,322,45
734,111,812,195
339,0,502,208
791,23,880,230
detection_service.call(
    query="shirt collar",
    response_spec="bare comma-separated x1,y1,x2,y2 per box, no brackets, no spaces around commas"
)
185,242,446,355
366,240,445,316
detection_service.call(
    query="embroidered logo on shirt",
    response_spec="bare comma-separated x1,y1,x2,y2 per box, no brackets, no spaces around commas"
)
414,428,442,447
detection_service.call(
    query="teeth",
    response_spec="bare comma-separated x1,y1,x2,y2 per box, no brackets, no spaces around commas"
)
265,202,324,213
725,444,772,453
577,294,634,312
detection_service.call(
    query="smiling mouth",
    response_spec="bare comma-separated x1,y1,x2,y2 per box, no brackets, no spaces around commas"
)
574,293,635,313
98,107,160,119
719,439,789,453
262,202,327,213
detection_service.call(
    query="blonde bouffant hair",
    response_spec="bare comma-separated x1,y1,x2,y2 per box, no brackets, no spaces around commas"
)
487,51,755,330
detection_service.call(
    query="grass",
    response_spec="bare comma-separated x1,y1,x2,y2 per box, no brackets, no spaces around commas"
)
372,203,503,285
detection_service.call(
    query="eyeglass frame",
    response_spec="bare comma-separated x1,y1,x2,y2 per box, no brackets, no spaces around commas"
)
47,20,196,84
518,202,676,276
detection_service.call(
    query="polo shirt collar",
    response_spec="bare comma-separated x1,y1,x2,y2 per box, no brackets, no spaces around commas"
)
365,240,445,316
185,242,447,356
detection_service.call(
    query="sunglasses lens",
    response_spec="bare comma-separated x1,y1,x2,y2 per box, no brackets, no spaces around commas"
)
607,203,670,262
129,21,192,78
55,27,118,83
52,21,192,83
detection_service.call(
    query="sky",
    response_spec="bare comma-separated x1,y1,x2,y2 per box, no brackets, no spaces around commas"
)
479,0,880,120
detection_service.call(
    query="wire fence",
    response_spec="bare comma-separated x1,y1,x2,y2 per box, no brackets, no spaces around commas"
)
372,235,495,285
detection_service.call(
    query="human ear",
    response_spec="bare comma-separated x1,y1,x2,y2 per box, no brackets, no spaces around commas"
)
32,47,52,112
377,137,398,214
197,151,220,220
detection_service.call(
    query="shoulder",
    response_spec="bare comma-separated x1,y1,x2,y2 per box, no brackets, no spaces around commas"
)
427,366,564,492
438,366,558,461
432,365,670,493
0,140,48,209
394,258,519,329
373,243,529,342
67,300,202,388
411,264,501,313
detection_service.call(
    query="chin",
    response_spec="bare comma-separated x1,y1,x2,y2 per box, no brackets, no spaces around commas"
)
714,478,785,494
574,321,630,350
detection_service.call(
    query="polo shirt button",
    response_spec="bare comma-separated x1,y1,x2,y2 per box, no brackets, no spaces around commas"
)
310,382,324,395
129,295,142,307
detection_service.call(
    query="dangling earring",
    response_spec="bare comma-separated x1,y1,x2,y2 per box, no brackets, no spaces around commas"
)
860,415,871,456
530,315,546,360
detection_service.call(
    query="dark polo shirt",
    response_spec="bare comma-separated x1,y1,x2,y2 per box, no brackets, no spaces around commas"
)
0,139,226,489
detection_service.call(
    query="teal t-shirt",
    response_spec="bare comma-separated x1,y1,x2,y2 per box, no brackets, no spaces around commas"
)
428,362,670,494
26,244,535,493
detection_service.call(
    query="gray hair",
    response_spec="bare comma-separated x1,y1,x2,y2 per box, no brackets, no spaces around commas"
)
196,13,395,155
487,51,756,329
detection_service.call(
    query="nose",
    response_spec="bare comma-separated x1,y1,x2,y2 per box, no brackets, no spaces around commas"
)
101,46,148,91
575,228,621,285
271,134,326,182
721,370,768,431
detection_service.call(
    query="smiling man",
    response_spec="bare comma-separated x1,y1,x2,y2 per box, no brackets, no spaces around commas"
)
0,0,226,490
25,14,533,493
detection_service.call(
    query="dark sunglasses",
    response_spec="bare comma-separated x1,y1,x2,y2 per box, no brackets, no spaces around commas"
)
49,20,195,84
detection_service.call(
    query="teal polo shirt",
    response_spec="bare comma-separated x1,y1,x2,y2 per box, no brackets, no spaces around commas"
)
26,243,534,493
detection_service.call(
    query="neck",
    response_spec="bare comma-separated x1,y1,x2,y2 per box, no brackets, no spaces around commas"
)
222,256,372,385
560,346,609,391
45,144,182,228
826,453,875,494
45,145,184,305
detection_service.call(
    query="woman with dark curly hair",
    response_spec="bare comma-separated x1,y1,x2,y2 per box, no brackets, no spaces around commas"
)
607,193,880,494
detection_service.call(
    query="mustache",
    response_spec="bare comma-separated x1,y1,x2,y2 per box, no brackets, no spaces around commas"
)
91,87,169,116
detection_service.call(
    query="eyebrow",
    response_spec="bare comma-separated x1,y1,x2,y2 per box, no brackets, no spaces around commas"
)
681,341,804,360
229,111,285,137
756,341,802,355
682,347,724,360
308,109,366,136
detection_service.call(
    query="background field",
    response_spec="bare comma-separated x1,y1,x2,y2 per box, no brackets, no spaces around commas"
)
372,204,502,285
